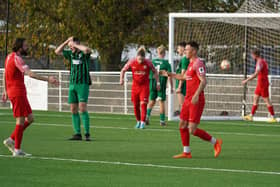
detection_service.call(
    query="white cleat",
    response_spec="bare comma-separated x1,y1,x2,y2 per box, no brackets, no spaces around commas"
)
13,149,32,157
3,138,15,153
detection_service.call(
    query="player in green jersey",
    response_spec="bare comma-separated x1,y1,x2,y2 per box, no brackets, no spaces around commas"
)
146,45,173,126
174,42,190,116
55,36,92,141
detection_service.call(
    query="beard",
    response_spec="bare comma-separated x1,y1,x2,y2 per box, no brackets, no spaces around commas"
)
20,49,28,56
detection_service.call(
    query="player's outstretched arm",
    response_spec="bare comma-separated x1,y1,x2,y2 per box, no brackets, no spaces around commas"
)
160,70,186,81
55,36,73,55
2,70,8,102
25,69,59,86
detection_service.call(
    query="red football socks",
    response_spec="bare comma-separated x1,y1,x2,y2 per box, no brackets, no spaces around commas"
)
14,125,24,149
251,105,258,115
10,121,30,140
133,102,141,121
193,128,212,142
140,103,147,122
267,106,275,116
180,128,190,146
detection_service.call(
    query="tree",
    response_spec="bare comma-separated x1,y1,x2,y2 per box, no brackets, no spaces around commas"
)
1,0,275,70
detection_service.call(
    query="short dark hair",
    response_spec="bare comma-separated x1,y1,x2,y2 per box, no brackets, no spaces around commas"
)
178,41,187,48
12,38,26,52
73,37,80,44
186,41,199,51
251,49,261,57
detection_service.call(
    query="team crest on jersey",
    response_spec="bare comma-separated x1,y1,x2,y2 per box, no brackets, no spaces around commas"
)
143,65,147,69
199,67,204,73
79,53,82,58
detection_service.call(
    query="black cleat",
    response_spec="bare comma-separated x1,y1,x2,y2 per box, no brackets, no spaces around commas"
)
85,133,91,141
68,134,82,141
146,118,150,125
160,122,167,127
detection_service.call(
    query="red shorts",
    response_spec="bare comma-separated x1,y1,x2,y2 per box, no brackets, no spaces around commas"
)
131,84,149,103
180,96,205,124
255,85,269,98
9,95,32,118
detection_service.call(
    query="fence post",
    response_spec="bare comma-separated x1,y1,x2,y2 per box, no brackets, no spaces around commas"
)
124,72,128,114
59,71,62,112
268,75,272,117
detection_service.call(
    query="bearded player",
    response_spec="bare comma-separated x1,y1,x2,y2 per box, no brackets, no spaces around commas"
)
120,47,160,129
2,38,59,156
242,49,277,123
161,41,222,158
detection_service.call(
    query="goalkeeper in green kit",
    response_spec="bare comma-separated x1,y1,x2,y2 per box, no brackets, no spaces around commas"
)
55,37,92,141
146,45,173,126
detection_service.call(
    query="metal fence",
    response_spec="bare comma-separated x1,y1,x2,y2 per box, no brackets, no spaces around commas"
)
0,69,279,119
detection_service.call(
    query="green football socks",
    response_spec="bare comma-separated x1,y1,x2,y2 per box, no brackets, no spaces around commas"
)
160,113,165,122
72,113,81,134
81,111,90,134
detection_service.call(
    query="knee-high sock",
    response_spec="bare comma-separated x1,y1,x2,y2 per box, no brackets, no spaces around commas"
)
141,103,147,122
14,125,24,149
180,128,189,146
193,128,212,142
11,121,30,140
133,102,141,121
147,108,152,119
251,105,258,115
81,111,90,134
72,113,81,134
267,106,275,116
160,113,165,122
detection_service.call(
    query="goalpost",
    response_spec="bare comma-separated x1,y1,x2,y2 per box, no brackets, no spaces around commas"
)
168,13,280,121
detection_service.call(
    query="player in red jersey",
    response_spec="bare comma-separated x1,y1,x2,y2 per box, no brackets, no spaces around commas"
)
2,38,59,156
120,47,160,129
242,49,277,123
161,41,222,158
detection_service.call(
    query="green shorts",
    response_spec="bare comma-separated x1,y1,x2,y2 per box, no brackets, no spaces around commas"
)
68,84,89,103
149,79,167,101
175,79,186,96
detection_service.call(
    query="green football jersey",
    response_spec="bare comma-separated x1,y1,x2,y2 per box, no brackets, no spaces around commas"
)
63,49,92,85
176,56,190,74
149,58,171,84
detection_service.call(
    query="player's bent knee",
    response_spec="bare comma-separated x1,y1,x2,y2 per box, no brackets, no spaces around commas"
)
189,126,197,135
179,120,188,129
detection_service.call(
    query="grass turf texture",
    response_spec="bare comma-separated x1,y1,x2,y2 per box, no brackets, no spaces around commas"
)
0,109,279,187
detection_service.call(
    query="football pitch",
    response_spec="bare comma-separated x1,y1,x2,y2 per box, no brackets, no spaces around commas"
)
0,109,279,187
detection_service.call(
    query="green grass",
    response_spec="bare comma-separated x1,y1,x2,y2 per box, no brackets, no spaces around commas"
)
0,109,280,187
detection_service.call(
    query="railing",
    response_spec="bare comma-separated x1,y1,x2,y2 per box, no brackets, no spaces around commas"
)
0,69,279,119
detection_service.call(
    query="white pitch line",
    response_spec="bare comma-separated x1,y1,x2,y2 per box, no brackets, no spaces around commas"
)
1,120,280,138
0,154,279,176
0,112,279,128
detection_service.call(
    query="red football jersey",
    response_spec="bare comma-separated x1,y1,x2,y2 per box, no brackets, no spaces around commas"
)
185,58,206,99
5,52,29,97
123,58,155,86
255,58,269,87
